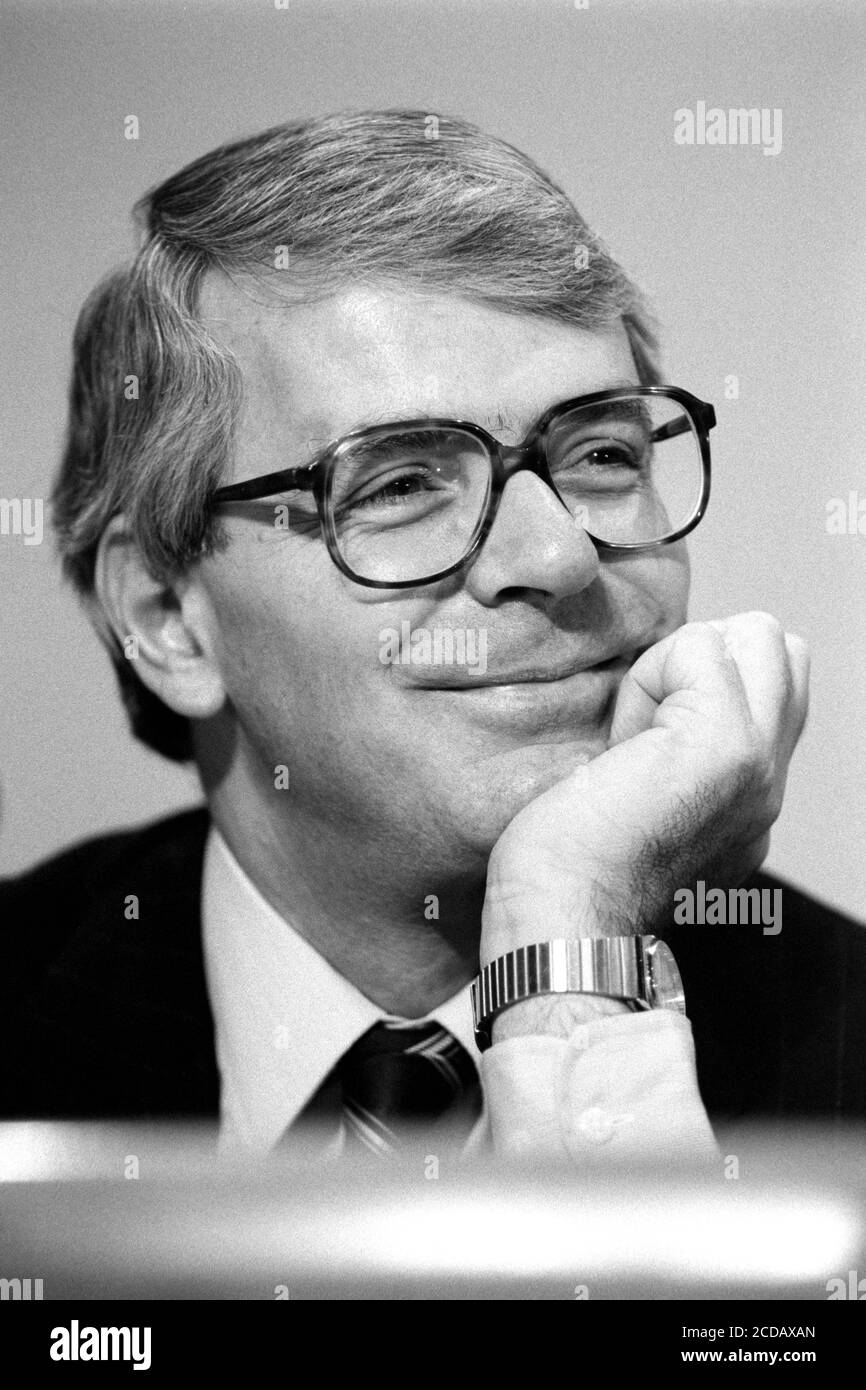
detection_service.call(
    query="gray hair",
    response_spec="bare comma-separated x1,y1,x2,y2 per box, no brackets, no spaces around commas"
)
52,108,662,760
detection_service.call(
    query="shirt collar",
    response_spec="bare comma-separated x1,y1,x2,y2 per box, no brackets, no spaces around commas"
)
201,826,478,1151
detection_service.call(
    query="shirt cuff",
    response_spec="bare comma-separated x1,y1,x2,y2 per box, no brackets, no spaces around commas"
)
479,1009,718,1163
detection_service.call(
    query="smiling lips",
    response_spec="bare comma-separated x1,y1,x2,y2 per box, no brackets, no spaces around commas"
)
409,651,635,690
410,654,631,734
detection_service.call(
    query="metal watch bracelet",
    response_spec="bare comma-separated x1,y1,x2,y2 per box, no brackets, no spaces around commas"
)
471,936,685,1051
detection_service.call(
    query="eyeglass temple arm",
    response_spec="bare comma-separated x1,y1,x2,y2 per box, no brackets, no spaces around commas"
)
212,464,318,505
651,404,715,444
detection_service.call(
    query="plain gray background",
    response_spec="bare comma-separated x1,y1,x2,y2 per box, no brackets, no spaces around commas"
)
1,0,863,918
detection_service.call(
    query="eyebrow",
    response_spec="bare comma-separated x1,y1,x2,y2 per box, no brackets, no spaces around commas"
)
302,381,643,458
554,397,653,428
293,410,520,478
309,407,523,442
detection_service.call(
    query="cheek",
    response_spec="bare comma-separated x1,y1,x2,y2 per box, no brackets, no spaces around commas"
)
197,543,421,733
650,544,690,613
197,546,340,715
607,545,690,631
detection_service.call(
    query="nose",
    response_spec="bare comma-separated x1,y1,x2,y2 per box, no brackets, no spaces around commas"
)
463,466,601,606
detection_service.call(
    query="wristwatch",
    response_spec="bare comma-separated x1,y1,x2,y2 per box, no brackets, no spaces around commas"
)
471,936,686,1051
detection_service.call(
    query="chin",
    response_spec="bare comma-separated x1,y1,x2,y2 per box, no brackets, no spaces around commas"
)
456,734,606,856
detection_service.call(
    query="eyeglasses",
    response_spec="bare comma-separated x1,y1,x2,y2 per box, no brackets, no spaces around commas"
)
211,386,715,588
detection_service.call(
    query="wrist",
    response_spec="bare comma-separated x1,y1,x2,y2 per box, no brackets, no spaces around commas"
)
491,991,631,1045
481,870,622,963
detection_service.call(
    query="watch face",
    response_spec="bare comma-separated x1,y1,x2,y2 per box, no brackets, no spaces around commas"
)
646,939,687,1013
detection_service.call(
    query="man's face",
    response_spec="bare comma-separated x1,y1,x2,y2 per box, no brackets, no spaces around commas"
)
194,279,689,876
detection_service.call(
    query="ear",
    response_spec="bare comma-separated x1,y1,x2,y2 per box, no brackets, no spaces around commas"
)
94,516,226,721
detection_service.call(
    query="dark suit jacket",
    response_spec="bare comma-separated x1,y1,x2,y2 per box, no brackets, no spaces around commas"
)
1,807,864,1123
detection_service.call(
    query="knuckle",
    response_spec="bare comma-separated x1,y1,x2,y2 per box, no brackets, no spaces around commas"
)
681,619,723,645
786,631,811,669
734,612,786,653
737,609,781,633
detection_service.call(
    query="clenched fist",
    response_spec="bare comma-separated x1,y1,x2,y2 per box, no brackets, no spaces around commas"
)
481,612,809,964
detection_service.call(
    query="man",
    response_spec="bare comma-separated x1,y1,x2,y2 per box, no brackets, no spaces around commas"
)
2,110,863,1158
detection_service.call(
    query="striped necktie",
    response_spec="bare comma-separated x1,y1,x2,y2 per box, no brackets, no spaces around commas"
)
296,1020,482,1156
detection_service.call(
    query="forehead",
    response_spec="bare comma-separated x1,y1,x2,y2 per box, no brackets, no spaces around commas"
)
197,272,640,449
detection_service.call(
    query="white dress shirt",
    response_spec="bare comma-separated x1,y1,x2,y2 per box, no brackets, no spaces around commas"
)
202,827,717,1162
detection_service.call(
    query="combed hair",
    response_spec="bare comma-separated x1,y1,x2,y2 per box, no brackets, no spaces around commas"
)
52,108,663,761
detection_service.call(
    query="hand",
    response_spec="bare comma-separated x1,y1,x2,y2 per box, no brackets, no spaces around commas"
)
481,612,809,965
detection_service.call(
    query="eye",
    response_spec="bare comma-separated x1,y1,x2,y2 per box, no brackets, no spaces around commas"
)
579,444,643,468
554,439,647,471
333,446,467,518
350,466,444,510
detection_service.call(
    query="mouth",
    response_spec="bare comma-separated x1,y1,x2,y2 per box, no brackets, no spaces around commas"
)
408,650,637,691
401,642,651,735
